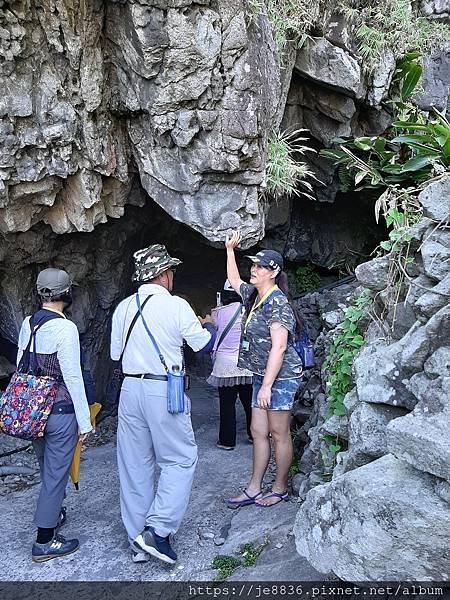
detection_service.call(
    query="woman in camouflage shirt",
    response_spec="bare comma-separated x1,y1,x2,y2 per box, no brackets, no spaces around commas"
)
225,231,303,508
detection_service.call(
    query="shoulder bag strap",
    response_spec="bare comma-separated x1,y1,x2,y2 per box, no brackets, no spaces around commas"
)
20,312,63,373
214,304,242,354
135,294,169,372
262,289,284,311
119,295,153,364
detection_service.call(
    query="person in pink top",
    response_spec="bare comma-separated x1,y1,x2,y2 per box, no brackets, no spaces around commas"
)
208,281,253,450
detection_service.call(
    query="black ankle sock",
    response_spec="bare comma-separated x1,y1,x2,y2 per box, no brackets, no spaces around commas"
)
36,527,54,544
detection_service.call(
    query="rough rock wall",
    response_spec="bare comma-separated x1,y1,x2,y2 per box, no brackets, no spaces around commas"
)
293,176,450,580
0,0,280,245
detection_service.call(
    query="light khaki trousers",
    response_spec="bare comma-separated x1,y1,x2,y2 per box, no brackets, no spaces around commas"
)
117,377,198,541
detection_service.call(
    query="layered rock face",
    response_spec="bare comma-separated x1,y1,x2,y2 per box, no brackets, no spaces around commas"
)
0,0,279,245
294,176,450,580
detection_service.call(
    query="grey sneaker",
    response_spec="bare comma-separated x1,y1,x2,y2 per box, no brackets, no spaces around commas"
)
133,526,177,564
32,534,79,563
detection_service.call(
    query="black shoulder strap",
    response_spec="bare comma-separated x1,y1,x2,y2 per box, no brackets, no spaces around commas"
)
119,295,153,363
214,304,242,353
19,311,64,373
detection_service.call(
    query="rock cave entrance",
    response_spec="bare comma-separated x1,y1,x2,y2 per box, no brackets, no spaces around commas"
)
0,180,388,401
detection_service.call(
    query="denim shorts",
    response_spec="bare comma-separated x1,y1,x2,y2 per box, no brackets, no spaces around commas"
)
251,374,301,411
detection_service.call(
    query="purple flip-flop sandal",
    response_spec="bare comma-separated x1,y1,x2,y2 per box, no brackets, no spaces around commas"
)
255,490,289,507
226,490,263,509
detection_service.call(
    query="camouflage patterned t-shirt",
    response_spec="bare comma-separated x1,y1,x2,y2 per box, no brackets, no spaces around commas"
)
237,283,302,380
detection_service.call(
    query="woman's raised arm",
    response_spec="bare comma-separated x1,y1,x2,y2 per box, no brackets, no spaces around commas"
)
225,230,245,293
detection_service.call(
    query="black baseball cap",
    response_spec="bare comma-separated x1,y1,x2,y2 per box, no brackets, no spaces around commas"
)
245,250,284,270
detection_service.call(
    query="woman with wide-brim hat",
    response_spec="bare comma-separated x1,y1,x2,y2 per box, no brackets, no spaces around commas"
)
224,231,303,507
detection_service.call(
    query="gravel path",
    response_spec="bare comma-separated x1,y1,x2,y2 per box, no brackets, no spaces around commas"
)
0,379,320,581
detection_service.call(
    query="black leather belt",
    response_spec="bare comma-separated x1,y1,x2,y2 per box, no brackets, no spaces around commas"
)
124,373,168,381
51,402,75,415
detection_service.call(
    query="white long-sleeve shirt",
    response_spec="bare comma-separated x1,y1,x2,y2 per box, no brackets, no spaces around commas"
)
17,316,92,434
111,284,211,374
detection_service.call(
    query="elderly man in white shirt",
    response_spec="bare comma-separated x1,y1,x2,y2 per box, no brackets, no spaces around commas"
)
17,268,92,562
110,244,215,565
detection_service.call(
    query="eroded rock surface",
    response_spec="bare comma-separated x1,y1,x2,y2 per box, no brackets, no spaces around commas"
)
0,0,280,246
295,455,450,581
295,176,450,580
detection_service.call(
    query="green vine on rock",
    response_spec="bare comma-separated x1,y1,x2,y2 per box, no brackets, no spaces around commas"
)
323,289,372,418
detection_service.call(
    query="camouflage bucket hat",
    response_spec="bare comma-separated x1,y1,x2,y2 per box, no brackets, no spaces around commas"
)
132,244,182,283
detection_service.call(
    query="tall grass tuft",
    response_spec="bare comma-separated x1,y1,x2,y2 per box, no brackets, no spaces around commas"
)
248,0,449,70
266,129,318,199
338,0,450,72
246,0,321,53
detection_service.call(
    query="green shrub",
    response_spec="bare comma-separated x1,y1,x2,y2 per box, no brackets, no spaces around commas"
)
212,540,268,581
321,433,344,480
291,264,322,294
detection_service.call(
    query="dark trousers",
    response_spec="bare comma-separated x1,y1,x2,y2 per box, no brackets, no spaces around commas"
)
218,384,252,447
33,413,78,528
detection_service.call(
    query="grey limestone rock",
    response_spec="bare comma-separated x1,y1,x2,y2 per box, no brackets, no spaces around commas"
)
354,339,418,410
435,480,450,504
0,0,280,247
424,346,450,378
419,176,450,223
293,471,325,501
414,273,450,319
405,273,436,307
387,372,450,481
416,42,450,110
343,388,359,415
366,49,396,107
319,415,349,440
347,402,408,470
355,255,391,291
386,301,417,340
295,37,365,99
294,454,450,580
421,230,450,281
419,0,450,22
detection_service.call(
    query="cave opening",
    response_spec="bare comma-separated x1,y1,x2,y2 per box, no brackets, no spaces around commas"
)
0,181,388,403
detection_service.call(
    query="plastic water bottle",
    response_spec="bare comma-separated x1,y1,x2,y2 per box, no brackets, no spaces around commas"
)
167,365,185,414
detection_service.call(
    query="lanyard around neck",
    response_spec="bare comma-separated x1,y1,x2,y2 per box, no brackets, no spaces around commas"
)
244,285,278,334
